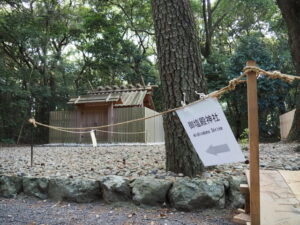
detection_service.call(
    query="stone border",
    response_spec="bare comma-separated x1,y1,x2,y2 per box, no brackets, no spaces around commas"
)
0,174,246,211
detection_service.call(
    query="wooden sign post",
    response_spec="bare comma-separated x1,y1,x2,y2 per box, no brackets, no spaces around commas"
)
246,60,260,225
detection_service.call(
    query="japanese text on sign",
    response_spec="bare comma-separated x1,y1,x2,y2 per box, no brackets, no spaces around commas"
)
176,97,245,166
188,113,220,129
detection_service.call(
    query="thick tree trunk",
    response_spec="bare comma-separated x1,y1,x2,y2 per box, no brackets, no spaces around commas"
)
277,0,300,75
276,0,300,141
151,0,207,176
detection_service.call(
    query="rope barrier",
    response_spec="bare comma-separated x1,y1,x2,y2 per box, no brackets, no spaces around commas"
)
94,129,145,134
35,124,145,135
43,125,90,134
243,66,300,83
41,125,146,135
28,65,300,134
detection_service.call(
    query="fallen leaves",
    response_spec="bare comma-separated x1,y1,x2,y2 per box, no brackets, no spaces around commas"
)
127,212,136,218
27,222,36,225
159,212,167,218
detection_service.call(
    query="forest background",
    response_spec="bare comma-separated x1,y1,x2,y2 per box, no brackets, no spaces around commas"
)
0,0,297,144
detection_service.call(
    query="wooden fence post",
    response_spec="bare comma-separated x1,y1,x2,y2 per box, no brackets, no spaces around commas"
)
30,126,34,167
246,60,260,225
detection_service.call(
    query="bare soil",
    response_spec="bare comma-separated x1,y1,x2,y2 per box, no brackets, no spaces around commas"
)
0,195,236,225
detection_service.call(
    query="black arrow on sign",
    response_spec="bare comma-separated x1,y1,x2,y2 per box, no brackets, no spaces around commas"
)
206,144,230,156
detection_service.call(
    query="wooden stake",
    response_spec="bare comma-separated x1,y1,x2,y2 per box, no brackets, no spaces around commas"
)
31,126,34,167
246,60,260,225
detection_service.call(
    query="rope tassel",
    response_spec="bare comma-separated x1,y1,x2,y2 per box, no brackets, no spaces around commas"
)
28,118,37,127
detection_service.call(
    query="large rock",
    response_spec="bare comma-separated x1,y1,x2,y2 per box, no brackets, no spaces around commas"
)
169,178,225,211
23,177,49,200
0,175,23,198
293,145,300,152
227,175,246,208
48,178,101,203
131,177,172,206
100,175,131,203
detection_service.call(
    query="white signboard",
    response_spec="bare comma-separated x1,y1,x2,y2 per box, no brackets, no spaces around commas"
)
176,97,245,166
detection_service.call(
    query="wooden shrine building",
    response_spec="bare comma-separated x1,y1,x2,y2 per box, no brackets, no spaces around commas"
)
49,84,164,144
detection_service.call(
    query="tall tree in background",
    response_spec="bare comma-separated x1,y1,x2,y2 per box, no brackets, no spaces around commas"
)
0,0,158,143
0,0,79,142
151,0,207,176
276,0,300,141
0,0,296,144
200,0,229,58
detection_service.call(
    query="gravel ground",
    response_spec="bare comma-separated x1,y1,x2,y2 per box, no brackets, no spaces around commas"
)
0,142,299,180
0,142,299,224
0,145,167,179
0,195,236,225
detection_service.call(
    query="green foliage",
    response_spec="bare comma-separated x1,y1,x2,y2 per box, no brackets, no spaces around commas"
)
221,34,293,141
204,51,229,93
0,0,159,143
71,0,158,90
0,138,15,144
239,128,249,150
0,0,297,144
199,0,295,142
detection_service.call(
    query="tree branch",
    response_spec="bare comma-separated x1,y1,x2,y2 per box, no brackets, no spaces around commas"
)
211,0,222,14
1,42,23,68
211,12,228,33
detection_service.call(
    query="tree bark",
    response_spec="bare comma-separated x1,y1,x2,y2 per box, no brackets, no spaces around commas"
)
151,0,207,176
276,0,300,141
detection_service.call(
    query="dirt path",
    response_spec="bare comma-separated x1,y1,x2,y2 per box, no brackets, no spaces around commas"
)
0,195,236,225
